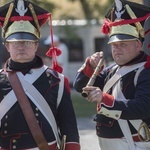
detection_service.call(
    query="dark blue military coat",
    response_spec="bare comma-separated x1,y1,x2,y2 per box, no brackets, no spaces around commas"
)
0,56,80,150
74,51,150,139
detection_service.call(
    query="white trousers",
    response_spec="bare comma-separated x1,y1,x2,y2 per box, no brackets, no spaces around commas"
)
98,137,150,150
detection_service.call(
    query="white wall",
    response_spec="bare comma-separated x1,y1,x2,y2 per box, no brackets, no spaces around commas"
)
41,22,107,84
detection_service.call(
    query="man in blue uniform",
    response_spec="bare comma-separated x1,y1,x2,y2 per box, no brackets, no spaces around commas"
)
0,0,80,150
74,0,150,150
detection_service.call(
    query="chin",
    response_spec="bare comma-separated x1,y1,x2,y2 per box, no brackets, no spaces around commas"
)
115,60,125,65
14,59,30,63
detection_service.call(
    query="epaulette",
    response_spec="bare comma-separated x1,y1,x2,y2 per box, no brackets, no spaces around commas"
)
46,67,60,79
144,56,150,68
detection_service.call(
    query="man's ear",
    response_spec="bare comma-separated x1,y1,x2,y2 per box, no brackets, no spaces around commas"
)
5,43,10,52
136,40,143,50
35,42,39,52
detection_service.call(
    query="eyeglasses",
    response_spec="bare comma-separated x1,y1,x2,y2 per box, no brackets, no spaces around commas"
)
7,41,37,48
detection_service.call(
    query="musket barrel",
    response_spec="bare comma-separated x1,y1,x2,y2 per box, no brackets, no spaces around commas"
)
82,57,104,97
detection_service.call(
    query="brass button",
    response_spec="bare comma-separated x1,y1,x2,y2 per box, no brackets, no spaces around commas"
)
12,145,16,149
106,114,109,117
115,114,119,118
46,73,50,77
4,123,8,126
35,113,39,117
109,121,112,124
13,139,17,143
35,107,39,111
4,130,7,134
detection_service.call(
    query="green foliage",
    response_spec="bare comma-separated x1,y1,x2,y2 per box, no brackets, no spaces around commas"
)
71,92,97,117
30,0,56,12
0,0,56,13
0,0,115,20
0,0,11,6
67,0,114,19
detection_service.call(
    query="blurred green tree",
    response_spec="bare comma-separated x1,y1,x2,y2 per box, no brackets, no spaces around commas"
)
0,0,55,12
0,0,146,21
67,0,114,19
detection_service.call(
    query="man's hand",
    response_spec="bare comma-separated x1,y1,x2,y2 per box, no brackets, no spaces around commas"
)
82,86,102,103
89,51,104,69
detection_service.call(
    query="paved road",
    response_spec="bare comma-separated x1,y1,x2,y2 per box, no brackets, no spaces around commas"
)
77,117,101,150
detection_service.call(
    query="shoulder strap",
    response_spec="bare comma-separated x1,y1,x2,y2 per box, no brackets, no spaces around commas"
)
134,66,145,86
111,65,146,147
0,66,48,126
7,72,49,150
103,62,145,93
18,73,61,146
57,73,64,108
17,70,65,146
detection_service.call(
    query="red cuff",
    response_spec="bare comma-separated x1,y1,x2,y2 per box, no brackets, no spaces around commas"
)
83,57,94,77
101,93,114,107
65,142,80,150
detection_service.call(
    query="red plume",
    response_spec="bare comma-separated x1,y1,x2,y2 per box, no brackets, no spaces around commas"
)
46,47,63,73
46,47,62,57
52,61,63,73
101,19,111,34
46,14,63,73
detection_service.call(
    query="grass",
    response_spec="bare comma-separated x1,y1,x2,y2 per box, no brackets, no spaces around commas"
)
71,91,97,118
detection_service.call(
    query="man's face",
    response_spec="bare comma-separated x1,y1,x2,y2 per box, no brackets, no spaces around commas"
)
111,40,142,65
5,41,39,63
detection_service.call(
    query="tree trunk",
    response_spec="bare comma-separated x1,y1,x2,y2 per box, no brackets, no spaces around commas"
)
79,0,93,19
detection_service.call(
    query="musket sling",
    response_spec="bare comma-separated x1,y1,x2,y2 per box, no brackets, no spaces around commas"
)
7,71,49,150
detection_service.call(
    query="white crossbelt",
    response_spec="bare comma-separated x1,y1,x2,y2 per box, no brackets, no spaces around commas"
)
0,65,48,126
103,62,145,92
17,72,64,145
113,80,136,150
103,62,146,150
0,65,64,145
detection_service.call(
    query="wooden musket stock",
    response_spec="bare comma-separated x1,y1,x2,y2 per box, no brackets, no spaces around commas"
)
82,57,104,97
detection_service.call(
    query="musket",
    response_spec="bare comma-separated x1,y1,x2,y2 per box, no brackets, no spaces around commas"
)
82,57,104,97
138,122,150,142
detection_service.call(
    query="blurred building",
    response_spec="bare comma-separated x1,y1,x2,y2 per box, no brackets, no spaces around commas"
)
40,19,111,85
1,18,149,85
